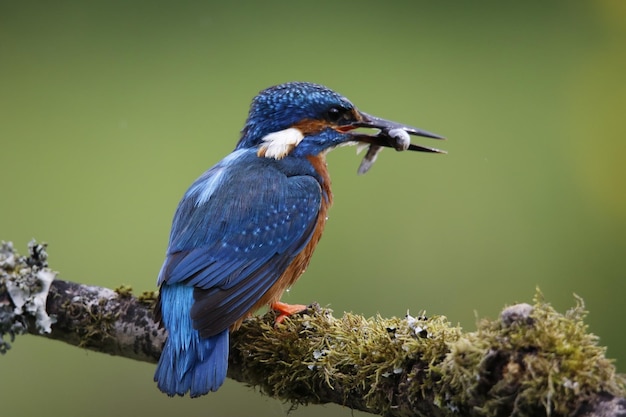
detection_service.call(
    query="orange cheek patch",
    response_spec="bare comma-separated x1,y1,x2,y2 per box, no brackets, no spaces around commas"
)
292,119,329,135
294,118,357,135
336,125,357,133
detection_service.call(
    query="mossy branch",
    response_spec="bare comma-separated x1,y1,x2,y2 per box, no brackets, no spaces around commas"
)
1,241,625,417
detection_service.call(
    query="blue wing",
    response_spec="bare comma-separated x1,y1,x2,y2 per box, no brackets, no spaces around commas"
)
157,150,322,337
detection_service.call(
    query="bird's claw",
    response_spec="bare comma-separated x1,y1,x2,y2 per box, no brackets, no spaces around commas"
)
271,301,308,325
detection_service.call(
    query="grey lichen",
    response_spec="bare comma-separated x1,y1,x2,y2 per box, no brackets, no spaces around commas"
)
1,241,165,361
6,268,56,334
0,240,56,353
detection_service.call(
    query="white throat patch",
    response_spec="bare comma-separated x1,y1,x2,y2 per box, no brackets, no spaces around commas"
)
257,127,304,160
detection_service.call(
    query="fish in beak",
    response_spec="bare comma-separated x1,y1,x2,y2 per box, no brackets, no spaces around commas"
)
348,111,446,174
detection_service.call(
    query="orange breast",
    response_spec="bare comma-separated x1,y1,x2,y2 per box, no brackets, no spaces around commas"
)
231,154,333,329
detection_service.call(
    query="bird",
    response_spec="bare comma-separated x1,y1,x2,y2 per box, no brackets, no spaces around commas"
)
153,81,444,397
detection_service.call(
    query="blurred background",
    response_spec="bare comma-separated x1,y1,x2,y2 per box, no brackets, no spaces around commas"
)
1,1,625,416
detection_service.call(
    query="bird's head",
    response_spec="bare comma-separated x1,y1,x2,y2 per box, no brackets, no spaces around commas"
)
236,81,444,164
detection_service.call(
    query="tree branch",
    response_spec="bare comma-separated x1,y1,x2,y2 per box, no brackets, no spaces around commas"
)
1,240,625,417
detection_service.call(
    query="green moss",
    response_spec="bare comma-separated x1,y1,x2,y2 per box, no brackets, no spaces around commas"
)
114,284,133,298
439,292,625,416
61,297,117,348
232,294,624,416
232,304,462,414
136,290,158,306
79,306,117,348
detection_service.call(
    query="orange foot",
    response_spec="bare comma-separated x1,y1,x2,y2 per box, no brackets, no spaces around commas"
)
271,301,307,325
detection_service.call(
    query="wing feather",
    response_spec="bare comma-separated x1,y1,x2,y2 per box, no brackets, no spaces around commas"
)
158,151,321,337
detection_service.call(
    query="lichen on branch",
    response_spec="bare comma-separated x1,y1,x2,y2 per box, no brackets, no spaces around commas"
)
1,240,625,417
0,240,55,352
230,297,625,417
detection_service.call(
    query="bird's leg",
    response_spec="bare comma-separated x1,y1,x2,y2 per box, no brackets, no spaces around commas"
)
271,301,307,325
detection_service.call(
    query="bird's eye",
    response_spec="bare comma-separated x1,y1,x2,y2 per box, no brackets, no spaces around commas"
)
326,106,348,123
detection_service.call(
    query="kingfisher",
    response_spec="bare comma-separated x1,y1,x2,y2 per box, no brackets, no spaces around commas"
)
154,81,444,397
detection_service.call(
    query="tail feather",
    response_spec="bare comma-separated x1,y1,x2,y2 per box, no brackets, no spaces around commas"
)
155,284,229,397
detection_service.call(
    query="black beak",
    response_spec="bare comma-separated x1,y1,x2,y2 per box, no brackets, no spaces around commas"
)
350,111,446,154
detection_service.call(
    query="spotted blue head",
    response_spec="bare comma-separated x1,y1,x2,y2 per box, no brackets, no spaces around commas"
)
236,81,445,162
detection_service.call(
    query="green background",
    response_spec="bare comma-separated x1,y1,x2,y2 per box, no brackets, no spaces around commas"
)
1,1,625,416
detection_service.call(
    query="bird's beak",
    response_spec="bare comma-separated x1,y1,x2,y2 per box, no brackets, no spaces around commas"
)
348,111,446,154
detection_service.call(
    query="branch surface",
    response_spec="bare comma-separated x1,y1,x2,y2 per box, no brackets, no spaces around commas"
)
1,241,625,417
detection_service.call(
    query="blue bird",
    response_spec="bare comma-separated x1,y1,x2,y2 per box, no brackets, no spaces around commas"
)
154,81,444,397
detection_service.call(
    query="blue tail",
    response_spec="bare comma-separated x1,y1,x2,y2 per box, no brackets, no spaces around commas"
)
154,284,229,397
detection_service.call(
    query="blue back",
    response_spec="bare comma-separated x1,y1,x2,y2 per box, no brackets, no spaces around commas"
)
157,149,324,337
